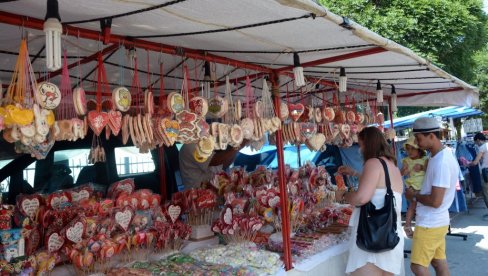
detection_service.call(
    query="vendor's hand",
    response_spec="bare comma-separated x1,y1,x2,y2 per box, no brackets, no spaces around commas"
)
335,190,346,202
338,166,355,176
405,187,416,201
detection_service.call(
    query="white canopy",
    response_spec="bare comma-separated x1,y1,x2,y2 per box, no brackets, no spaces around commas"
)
0,0,479,107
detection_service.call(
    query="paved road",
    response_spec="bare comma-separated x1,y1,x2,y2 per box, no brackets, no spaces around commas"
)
403,197,488,276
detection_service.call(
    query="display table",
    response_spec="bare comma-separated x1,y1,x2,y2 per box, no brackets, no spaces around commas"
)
279,242,348,276
282,241,405,276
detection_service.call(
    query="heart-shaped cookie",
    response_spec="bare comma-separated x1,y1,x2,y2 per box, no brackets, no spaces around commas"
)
300,122,317,140
108,110,122,136
161,118,180,146
47,191,71,209
17,194,42,219
167,92,185,114
115,208,133,231
167,204,181,223
88,111,109,136
288,103,305,122
307,133,326,151
189,96,209,118
66,221,84,243
47,232,64,253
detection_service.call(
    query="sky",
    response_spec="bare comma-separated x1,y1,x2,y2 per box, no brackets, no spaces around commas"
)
485,0,488,13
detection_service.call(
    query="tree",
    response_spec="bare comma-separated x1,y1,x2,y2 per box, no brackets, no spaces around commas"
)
319,0,488,118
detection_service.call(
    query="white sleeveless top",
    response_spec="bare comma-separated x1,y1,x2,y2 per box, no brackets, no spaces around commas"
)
346,189,404,275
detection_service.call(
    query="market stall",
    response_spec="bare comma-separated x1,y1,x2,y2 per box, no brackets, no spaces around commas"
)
0,0,480,275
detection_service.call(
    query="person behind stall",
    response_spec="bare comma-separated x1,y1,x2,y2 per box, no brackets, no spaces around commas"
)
336,126,404,276
179,140,247,190
469,132,488,208
405,117,459,276
401,136,428,238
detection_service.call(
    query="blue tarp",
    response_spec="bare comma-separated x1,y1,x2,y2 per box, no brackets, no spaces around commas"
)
384,106,483,130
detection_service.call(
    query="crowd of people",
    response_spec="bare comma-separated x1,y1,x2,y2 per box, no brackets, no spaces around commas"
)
338,117,462,276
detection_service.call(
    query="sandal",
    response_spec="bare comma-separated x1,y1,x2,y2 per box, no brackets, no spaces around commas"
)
404,226,414,239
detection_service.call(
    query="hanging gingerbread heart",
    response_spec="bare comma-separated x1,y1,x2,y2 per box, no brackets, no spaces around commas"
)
108,110,122,136
189,96,209,118
307,133,326,151
288,103,305,122
300,122,317,140
88,111,109,136
160,118,180,146
112,86,131,112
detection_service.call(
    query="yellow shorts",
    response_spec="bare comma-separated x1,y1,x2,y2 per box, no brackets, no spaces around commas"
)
411,225,449,267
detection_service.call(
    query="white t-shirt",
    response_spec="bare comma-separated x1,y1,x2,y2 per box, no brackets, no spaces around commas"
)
416,147,459,228
178,143,214,190
478,143,488,169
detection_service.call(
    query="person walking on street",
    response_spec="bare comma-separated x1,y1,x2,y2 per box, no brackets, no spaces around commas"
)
405,117,459,276
468,132,488,209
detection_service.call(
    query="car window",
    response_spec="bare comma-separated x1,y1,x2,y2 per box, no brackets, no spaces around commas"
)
115,147,155,176
54,149,91,183
0,159,12,193
23,161,36,186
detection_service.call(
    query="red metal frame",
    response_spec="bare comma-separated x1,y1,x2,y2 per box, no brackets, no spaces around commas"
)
276,47,387,72
36,44,119,83
271,72,293,271
396,87,464,98
0,11,272,74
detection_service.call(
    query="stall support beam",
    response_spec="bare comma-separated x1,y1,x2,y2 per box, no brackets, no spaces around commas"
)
271,72,293,271
158,146,167,201
388,98,396,157
275,47,387,72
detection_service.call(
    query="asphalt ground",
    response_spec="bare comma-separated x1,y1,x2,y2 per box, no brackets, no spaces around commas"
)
403,196,488,276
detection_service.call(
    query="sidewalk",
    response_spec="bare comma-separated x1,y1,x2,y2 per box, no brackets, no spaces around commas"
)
403,197,488,275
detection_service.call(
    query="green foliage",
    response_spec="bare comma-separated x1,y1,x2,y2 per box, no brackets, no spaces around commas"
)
320,0,488,121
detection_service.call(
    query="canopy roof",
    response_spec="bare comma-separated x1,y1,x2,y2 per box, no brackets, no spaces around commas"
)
0,0,479,107
384,106,483,130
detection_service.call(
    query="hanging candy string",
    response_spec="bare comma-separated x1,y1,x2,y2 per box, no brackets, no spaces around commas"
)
96,53,110,113
245,75,252,118
146,50,151,91
130,55,142,114
58,49,75,120
181,64,190,109
158,61,165,112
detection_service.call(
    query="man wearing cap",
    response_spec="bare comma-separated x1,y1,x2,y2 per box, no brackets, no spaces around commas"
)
406,117,459,276
469,133,488,208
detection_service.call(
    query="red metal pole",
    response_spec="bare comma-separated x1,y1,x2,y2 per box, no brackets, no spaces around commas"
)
276,47,387,72
36,44,119,83
0,11,272,74
271,72,293,271
388,98,397,157
158,146,167,201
